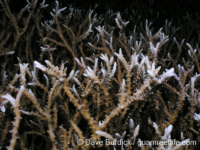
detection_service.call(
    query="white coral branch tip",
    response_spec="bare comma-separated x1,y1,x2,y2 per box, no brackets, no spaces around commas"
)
194,113,200,123
83,66,98,80
34,61,46,71
162,124,173,140
161,68,175,79
153,122,161,135
66,70,74,81
1,94,16,107
133,125,140,139
95,131,114,140
109,62,117,78
114,49,121,59
1,86,25,107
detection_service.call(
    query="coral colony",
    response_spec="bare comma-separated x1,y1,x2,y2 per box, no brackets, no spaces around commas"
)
0,0,200,149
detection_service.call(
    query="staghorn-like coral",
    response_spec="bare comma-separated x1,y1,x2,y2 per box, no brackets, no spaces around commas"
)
0,0,200,150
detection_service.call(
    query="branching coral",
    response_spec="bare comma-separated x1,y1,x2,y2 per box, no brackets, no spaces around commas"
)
0,0,200,150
